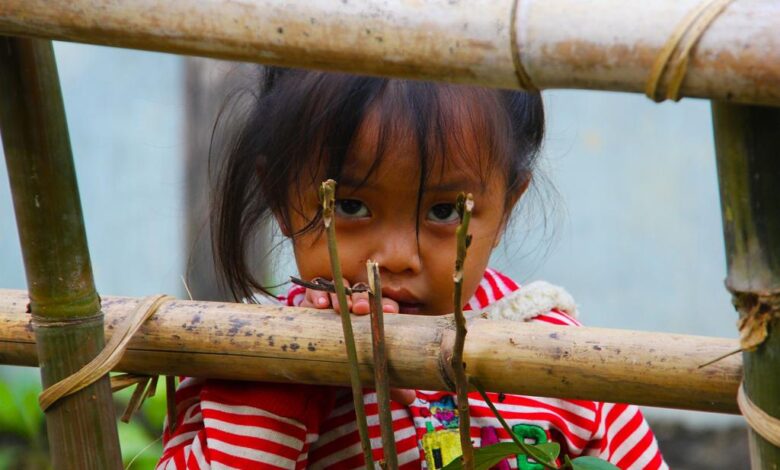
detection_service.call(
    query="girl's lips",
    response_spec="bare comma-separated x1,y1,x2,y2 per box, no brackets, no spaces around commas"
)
381,287,424,314
397,302,424,314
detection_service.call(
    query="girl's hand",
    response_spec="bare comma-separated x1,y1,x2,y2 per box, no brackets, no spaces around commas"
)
300,278,400,315
299,279,414,406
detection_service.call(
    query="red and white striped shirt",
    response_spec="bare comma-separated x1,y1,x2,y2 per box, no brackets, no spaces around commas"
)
157,269,667,469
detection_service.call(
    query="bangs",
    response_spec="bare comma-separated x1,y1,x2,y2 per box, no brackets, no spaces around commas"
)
269,72,515,235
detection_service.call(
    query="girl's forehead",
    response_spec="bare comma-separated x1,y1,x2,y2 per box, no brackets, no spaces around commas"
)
344,94,498,188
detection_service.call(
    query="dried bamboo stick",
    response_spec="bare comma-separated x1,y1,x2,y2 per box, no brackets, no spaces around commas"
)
452,193,475,469
0,0,778,106
0,289,742,414
367,261,397,470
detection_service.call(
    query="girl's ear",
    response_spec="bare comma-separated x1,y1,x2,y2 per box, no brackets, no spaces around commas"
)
273,211,292,237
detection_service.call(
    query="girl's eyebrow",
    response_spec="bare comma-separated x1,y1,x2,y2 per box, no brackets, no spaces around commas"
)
337,174,483,193
426,179,483,193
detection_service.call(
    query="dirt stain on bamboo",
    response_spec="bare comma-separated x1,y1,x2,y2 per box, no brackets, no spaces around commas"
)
227,317,250,336
184,313,203,332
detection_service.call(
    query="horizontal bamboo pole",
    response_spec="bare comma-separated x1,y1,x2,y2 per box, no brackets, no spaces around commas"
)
0,289,742,414
0,0,778,106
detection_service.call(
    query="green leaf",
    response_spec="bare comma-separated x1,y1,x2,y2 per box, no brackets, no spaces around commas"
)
523,441,560,465
571,456,621,470
442,442,561,470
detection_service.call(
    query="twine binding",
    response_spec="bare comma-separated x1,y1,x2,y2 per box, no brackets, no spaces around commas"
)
738,383,780,447
510,0,537,91
38,294,177,428
646,0,733,102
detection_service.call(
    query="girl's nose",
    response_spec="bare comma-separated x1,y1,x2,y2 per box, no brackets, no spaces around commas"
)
372,228,422,275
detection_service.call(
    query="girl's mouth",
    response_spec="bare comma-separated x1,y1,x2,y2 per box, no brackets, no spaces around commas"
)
382,287,423,314
397,302,424,314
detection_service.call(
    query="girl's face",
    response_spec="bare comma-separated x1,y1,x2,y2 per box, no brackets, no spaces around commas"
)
285,107,521,316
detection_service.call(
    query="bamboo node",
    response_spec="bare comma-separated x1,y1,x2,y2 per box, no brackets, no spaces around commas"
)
737,382,780,447
645,0,733,102
733,290,780,352
38,294,174,418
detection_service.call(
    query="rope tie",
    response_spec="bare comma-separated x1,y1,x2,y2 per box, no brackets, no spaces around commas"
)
738,383,780,447
510,0,538,91
646,0,733,102
39,294,178,428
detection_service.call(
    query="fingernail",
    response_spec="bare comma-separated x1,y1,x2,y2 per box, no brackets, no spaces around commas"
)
383,304,395,313
317,297,328,306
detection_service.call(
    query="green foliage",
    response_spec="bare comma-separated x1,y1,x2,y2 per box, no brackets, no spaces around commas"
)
0,367,168,470
442,442,560,470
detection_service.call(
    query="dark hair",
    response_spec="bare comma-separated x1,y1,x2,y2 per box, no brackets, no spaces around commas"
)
214,67,545,301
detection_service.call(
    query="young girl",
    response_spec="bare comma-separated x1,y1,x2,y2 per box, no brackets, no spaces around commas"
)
157,68,667,469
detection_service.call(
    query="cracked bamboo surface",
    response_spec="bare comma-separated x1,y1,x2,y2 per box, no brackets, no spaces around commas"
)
0,289,742,414
0,0,778,106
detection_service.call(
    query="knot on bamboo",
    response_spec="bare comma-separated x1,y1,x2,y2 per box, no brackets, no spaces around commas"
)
38,295,176,426
732,290,780,352
645,0,733,102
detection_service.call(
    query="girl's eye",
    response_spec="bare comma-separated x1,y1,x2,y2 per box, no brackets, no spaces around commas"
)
335,199,370,218
427,203,459,223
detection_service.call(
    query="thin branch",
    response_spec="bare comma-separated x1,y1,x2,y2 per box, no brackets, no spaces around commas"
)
321,179,374,469
367,260,398,469
290,276,369,295
452,192,475,469
698,347,743,369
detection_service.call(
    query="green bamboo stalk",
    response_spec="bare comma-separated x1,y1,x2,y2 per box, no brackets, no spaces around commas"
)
711,102,780,469
320,180,374,469
452,192,475,469
0,37,122,468
367,260,398,470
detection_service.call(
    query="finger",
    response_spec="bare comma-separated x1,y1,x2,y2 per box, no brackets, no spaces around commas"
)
351,291,370,315
381,297,399,314
390,388,416,405
303,288,331,309
330,279,352,314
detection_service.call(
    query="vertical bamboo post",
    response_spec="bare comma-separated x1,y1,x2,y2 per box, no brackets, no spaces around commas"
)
0,37,122,468
712,102,780,469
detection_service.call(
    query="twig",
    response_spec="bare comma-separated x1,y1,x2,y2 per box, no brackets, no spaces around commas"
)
452,192,475,469
698,347,743,369
290,276,369,295
470,377,559,469
321,180,374,469
367,260,398,470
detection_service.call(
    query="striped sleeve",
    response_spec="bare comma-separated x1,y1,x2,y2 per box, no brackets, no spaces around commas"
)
585,402,668,470
285,285,306,307
157,379,336,469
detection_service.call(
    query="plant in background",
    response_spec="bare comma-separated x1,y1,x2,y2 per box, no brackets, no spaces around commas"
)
0,367,167,470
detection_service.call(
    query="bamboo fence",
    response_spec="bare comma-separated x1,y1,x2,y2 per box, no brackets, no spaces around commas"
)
0,289,742,415
0,0,779,106
1,0,779,468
